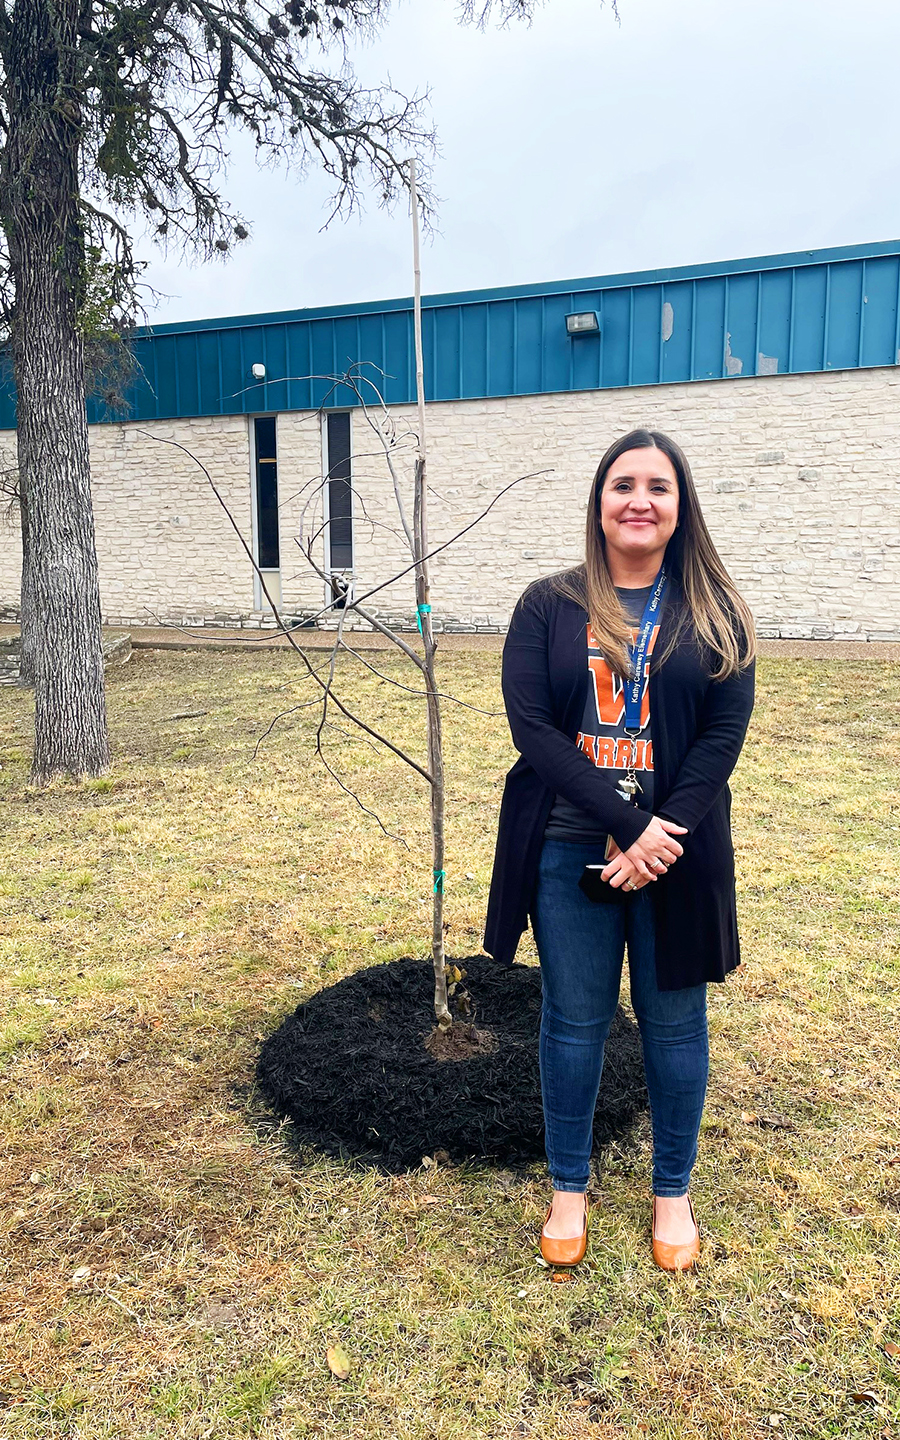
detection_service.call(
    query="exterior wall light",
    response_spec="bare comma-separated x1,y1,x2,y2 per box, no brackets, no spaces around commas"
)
565,311,600,336
251,362,267,380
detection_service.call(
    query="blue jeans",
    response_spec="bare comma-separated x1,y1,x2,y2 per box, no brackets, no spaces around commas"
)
532,838,709,1197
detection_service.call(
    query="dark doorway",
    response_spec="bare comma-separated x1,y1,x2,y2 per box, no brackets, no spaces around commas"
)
253,417,280,571
325,412,353,605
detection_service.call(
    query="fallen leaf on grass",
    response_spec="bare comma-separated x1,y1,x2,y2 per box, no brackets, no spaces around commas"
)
326,1343,351,1381
851,1391,879,1406
202,1301,239,1330
740,1110,794,1131
550,1271,572,1284
883,1342,899,1358
70,1266,92,1288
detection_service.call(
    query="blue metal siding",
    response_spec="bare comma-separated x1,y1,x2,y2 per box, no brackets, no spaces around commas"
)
0,239,898,429
460,304,487,398
692,278,726,379
861,256,900,366
661,281,692,382
826,261,862,370
790,265,828,372
758,269,793,373
541,293,572,392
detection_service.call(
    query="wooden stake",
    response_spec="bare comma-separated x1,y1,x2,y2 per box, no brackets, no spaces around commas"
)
409,159,450,1030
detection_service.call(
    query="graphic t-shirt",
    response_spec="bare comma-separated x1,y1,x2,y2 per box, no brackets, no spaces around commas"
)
544,585,661,844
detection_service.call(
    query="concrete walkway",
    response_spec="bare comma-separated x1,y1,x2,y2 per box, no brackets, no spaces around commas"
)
1,623,898,662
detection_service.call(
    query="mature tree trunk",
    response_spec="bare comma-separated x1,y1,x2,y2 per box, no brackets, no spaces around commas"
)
1,0,109,778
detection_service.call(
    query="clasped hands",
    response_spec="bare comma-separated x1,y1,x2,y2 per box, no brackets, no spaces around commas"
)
601,816,688,892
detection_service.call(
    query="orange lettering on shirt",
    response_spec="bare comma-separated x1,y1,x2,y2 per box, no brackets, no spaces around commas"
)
595,735,617,768
588,655,626,725
581,621,660,761
633,738,653,771
576,732,598,763
613,736,633,768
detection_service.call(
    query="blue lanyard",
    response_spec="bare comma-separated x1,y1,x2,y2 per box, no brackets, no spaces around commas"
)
623,567,668,734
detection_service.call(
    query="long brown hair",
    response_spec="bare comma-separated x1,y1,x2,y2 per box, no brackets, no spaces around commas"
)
547,429,756,680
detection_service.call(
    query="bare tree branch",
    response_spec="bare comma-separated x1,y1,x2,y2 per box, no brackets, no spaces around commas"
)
294,463,555,629
460,0,618,27
136,429,435,783
339,639,503,717
295,536,429,674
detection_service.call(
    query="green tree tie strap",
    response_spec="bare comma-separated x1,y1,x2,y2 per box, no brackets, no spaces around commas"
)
433,868,446,895
416,603,432,634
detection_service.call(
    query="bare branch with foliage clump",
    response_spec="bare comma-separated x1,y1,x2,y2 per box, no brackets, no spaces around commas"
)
0,0,438,780
2,0,437,333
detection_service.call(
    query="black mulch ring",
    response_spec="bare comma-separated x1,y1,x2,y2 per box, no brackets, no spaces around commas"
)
255,954,648,1173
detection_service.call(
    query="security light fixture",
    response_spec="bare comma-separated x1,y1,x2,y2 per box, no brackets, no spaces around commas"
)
251,362,267,380
565,311,600,336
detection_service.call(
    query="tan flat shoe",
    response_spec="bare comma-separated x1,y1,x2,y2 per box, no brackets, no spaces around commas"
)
540,1197,589,1267
652,1195,700,1272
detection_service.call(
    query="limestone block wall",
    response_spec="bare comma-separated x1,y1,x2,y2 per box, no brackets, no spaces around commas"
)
0,364,899,639
283,364,900,640
0,416,257,627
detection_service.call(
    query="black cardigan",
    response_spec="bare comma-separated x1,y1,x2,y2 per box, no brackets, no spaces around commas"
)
483,582,756,990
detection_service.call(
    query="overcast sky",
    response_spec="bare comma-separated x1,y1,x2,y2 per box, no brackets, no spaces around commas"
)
138,0,900,326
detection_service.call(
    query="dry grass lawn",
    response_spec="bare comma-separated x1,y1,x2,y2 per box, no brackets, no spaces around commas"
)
0,643,898,1440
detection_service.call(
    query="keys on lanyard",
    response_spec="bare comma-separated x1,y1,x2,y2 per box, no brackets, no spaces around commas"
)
617,771,643,803
616,567,668,806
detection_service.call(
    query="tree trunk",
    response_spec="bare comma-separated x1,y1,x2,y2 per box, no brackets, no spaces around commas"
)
425,642,448,1025
413,454,450,1029
0,0,109,778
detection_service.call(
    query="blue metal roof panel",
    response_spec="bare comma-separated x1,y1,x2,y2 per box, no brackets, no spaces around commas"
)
0,239,898,430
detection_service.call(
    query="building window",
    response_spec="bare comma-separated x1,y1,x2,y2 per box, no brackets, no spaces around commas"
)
253,416,280,570
325,412,353,602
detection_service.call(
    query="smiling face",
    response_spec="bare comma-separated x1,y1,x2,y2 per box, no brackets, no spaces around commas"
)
599,445,680,572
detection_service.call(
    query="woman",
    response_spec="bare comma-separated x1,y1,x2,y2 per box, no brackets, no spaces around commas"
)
484,429,755,1272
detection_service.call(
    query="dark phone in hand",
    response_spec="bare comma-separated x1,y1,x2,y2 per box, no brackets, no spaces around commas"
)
578,864,625,904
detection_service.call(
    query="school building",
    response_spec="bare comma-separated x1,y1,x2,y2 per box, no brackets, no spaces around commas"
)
1,238,899,639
